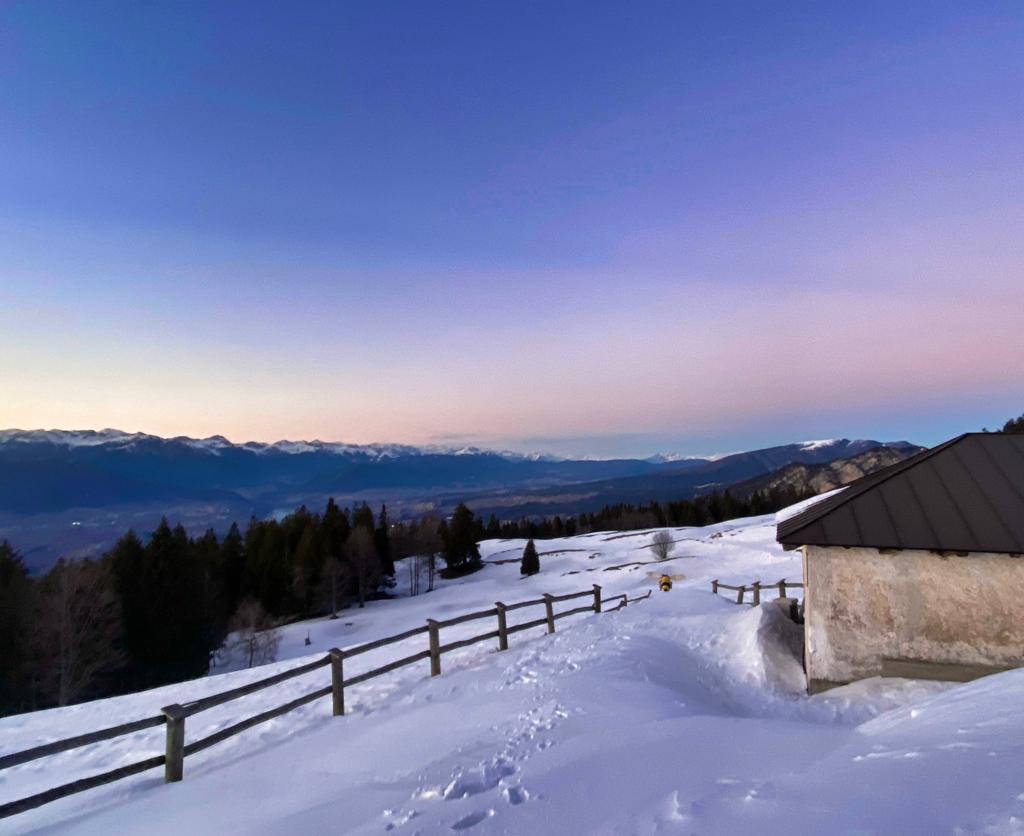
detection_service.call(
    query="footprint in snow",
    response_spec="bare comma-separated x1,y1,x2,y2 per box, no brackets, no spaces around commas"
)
443,760,516,800
451,809,495,830
503,785,529,805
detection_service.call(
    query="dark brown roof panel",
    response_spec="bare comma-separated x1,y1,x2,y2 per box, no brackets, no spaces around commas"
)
777,433,1024,555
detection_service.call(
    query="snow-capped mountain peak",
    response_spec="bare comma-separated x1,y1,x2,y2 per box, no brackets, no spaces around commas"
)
0,428,558,462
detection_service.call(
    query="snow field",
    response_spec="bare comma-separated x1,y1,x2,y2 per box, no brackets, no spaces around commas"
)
5,500,1024,834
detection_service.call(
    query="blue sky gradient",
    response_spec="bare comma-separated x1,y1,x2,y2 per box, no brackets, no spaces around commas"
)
2,2,1022,457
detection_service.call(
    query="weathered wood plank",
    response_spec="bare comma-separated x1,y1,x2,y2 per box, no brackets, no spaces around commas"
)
427,620,441,677
506,616,549,635
0,755,166,819
342,650,433,687
330,648,345,716
501,597,546,612
181,655,331,716
545,589,593,603
439,631,501,654
553,604,594,620
495,603,509,651
183,685,333,757
434,608,498,629
162,704,186,783
0,715,166,771
344,625,430,658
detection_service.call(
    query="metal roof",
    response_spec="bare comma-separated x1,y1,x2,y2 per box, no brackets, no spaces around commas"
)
776,433,1024,555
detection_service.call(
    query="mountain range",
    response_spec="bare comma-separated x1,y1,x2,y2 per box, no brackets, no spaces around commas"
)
0,429,920,571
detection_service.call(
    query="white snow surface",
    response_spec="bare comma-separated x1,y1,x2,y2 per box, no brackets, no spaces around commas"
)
798,438,842,451
4,500,1024,834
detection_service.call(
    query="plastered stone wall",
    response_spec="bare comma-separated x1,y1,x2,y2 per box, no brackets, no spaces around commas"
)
804,545,1024,685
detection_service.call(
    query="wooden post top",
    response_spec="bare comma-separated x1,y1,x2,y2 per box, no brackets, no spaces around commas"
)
161,704,187,721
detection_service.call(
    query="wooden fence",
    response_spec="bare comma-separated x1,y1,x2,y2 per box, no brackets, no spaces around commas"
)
711,578,804,606
0,583,645,820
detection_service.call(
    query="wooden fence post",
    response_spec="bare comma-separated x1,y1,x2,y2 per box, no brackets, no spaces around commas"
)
752,581,761,606
495,603,509,651
543,594,555,634
777,579,786,598
330,648,345,716
592,584,602,613
427,619,441,676
736,586,745,605
711,579,719,595
162,704,186,783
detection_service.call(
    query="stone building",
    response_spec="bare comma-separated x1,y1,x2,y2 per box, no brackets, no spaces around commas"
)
777,432,1024,693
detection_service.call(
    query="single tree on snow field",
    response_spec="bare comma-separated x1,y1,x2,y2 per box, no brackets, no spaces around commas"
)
649,531,675,561
520,539,540,576
225,598,281,669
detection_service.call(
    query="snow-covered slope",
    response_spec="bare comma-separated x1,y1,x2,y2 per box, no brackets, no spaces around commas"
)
6,501,1022,834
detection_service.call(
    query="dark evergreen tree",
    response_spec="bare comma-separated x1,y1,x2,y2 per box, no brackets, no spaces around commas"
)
220,522,245,620
441,504,482,575
520,538,540,576
292,520,321,617
352,502,375,534
253,520,289,616
109,520,221,690
375,504,394,575
1003,413,1024,433
321,498,351,562
0,541,33,715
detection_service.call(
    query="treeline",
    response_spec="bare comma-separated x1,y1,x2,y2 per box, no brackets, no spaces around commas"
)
480,484,815,540
0,501,483,716
0,485,807,716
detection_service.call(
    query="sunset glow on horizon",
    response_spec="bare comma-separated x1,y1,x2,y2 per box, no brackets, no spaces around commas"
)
2,2,1022,457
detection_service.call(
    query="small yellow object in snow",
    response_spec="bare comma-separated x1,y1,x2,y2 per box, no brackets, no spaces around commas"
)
659,574,673,592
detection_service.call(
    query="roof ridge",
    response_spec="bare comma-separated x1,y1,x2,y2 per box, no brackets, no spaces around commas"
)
777,433,970,541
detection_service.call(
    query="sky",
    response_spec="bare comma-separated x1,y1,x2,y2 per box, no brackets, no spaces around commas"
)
1,1,1022,459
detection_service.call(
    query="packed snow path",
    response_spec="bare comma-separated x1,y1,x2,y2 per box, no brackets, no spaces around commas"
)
5,503,1024,834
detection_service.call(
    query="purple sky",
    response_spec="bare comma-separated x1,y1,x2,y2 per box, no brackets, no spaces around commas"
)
1,2,1022,458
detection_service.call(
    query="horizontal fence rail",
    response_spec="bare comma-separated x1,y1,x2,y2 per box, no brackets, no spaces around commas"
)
711,578,805,606
0,582,652,820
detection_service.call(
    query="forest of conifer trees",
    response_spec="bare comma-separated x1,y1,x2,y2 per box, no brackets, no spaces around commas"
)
0,484,811,715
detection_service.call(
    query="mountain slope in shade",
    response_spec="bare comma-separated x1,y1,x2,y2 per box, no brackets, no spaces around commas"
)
461,439,920,517
0,429,663,516
729,445,924,498
0,430,918,573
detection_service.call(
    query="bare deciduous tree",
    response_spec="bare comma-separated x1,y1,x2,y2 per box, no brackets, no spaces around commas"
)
324,556,343,619
649,530,675,561
224,598,281,669
407,553,421,597
36,558,125,707
415,516,442,593
345,527,380,609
